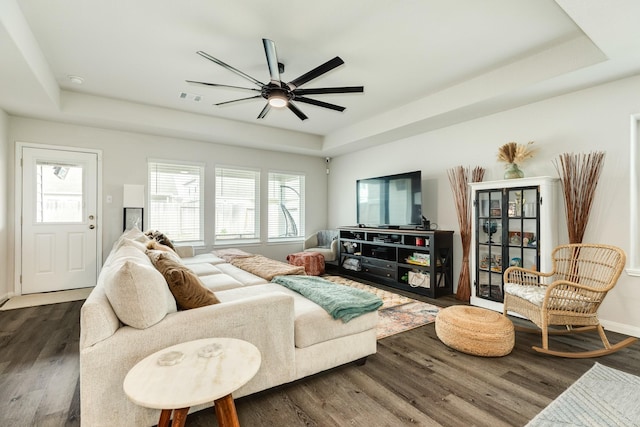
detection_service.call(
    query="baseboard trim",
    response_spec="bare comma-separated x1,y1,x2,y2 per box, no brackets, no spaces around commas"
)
601,319,640,338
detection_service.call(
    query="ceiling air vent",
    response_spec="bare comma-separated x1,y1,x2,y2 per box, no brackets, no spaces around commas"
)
179,92,203,102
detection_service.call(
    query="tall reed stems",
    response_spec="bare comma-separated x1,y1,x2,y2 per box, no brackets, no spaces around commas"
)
553,152,605,244
448,166,485,301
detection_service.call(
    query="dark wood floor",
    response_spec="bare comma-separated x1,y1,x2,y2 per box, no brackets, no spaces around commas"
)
1,283,639,426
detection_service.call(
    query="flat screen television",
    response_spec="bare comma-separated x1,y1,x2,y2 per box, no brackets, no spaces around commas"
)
356,170,422,228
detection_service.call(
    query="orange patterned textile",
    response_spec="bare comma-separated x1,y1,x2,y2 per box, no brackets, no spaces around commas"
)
287,251,325,276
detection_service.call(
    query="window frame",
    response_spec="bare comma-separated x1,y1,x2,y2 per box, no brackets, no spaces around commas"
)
147,158,205,245
214,165,261,245
629,113,640,276
267,170,306,243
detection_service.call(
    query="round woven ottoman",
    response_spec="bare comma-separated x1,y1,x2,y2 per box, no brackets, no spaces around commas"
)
435,306,514,357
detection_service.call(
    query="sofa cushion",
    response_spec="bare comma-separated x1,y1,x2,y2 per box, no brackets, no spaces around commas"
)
152,253,221,310
200,273,245,292
215,263,270,286
186,263,222,277
180,253,227,266
103,260,175,329
216,284,377,348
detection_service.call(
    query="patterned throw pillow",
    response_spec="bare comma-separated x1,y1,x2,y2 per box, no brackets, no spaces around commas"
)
144,230,176,251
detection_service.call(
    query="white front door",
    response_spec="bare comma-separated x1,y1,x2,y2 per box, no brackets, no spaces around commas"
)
20,146,99,294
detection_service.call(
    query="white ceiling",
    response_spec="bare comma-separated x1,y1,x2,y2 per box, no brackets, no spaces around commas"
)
2,0,640,156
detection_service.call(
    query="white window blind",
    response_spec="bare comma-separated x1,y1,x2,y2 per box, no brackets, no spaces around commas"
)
268,172,305,241
215,166,260,242
148,160,204,243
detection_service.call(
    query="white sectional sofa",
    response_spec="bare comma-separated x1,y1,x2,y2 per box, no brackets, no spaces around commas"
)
79,229,378,427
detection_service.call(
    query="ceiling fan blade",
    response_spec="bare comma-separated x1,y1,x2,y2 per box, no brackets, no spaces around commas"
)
262,39,281,87
287,101,308,121
215,95,262,106
295,96,345,112
196,51,264,88
293,86,364,95
288,56,345,89
257,103,271,119
186,80,261,92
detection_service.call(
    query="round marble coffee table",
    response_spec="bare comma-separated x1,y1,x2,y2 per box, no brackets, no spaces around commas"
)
124,337,261,427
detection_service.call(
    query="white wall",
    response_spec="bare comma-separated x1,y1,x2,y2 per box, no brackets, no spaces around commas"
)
0,109,9,301
329,75,640,336
8,118,329,273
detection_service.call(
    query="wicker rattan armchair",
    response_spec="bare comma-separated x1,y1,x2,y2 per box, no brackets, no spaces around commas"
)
503,243,636,358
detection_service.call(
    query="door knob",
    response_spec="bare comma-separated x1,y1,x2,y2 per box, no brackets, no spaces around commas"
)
89,225,95,229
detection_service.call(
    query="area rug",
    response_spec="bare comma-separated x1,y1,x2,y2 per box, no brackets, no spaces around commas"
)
0,287,93,311
323,275,441,339
526,363,640,427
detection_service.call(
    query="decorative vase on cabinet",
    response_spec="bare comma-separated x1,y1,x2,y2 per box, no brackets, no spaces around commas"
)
503,163,525,179
469,176,559,313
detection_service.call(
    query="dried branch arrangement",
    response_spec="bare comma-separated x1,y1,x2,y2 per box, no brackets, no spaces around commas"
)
448,165,486,301
497,141,536,165
553,151,606,243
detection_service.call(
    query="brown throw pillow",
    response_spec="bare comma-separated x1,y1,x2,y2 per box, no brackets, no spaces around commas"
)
151,253,220,310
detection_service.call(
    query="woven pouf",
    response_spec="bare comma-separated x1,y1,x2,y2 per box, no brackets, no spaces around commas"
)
435,306,514,357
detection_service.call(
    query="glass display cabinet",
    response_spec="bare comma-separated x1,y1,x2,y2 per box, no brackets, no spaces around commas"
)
469,176,559,312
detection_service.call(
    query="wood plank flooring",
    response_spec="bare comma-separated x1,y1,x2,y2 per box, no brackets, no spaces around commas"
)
1,284,639,426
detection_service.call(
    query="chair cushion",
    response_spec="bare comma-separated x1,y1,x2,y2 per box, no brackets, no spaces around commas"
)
317,230,338,247
504,283,593,310
504,283,546,306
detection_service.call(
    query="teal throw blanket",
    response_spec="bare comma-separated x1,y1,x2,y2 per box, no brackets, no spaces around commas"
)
272,275,382,322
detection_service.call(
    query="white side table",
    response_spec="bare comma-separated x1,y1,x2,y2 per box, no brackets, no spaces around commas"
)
124,337,261,427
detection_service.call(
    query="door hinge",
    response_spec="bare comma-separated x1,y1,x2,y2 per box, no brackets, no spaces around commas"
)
473,200,477,207
19,275,22,284
540,197,543,205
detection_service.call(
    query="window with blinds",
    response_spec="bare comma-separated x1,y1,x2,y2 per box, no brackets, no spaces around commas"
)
268,171,305,241
215,166,260,242
148,160,204,243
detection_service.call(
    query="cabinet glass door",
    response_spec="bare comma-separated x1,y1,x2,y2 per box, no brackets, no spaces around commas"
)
505,187,540,272
476,190,503,301
475,186,540,302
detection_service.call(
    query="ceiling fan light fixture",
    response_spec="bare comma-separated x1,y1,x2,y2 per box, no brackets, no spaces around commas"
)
268,93,288,108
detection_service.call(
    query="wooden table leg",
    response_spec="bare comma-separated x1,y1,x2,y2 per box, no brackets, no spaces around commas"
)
171,407,190,427
157,407,189,427
214,394,240,427
158,409,172,427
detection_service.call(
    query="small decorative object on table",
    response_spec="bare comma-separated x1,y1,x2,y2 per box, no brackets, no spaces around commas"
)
497,141,536,179
157,351,184,366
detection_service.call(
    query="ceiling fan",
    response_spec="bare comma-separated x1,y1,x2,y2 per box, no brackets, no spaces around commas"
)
186,38,364,121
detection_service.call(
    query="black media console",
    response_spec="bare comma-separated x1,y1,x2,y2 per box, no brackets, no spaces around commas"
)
338,226,454,298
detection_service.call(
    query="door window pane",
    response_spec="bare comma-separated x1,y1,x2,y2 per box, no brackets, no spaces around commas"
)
36,162,83,223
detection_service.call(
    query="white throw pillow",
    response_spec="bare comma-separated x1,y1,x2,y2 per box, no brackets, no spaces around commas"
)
104,260,176,329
